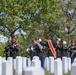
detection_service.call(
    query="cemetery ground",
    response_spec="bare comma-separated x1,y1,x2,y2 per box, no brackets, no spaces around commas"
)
2,56,72,75
45,70,70,75
13,70,70,75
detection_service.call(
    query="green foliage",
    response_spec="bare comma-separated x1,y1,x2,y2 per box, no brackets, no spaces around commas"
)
15,34,29,57
0,0,73,57
0,43,6,56
0,0,60,38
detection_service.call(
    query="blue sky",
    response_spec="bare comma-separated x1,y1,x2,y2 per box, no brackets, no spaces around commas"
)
15,29,26,35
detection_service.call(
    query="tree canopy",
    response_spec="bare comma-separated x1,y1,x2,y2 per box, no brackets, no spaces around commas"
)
0,0,60,39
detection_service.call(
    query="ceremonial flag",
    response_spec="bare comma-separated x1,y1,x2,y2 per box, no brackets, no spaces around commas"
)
48,40,56,58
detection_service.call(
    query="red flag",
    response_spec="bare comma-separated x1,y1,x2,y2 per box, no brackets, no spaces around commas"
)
48,40,56,58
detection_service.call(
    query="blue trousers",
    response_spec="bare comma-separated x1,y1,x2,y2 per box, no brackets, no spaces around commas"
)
71,58,75,64
39,55,45,68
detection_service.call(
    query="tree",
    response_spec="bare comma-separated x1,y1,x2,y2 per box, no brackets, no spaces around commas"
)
0,0,60,39
59,0,76,33
52,0,76,44
0,0,62,56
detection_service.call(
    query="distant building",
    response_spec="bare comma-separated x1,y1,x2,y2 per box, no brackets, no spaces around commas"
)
0,35,8,43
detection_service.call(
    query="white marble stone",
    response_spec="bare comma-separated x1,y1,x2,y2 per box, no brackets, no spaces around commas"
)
13,59,16,70
0,56,2,75
31,58,41,68
2,60,12,75
27,58,31,67
24,56,45,75
7,57,13,75
44,57,49,71
54,58,62,75
33,56,39,60
16,56,22,75
62,57,68,73
67,57,71,71
71,60,76,75
74,58,76,62
44,57,46,69
2,57,6,62
24,67,45,75
22,57,27,71
49,57,54,73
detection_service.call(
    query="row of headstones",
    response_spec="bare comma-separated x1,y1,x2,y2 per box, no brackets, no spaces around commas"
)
0,56,76,75
0,56,45,75
44,56,76,75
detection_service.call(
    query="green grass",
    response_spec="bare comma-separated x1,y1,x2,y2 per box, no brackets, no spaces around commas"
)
13,70,70,75
63,71,70,75
45,70,70,75
45,70,54,75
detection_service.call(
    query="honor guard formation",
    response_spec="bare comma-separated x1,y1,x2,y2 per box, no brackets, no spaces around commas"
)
4,34,76,68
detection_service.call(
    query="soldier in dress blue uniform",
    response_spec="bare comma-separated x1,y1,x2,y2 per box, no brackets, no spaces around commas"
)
60,40,68,59
35,38,46,68
26,39,37,61
4,40,11,60
47,33,57,57
11,39,20,59
68,40,76,63
14,40,20,57
4,37,20,59
56,38,61,58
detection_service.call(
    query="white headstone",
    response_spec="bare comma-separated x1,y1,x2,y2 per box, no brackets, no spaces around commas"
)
2,57,6,62
2,60,12,75
25,56,45,75
67,57,71,71
74,58,76,62
62,57,68,73
13,59,16,70
54,58,62,75
44,57,49,71
49,57,54,73
27,58,31,67
71,60,76,75
24,67,45,75
33,56,39,60
22,57,27,71
16,56,22,75
0,56,2,75
31,59,41,68
7,57,13,75
24,67,36,75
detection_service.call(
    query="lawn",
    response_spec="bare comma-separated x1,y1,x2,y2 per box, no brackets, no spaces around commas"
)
45,70,70,75
13,70,70,75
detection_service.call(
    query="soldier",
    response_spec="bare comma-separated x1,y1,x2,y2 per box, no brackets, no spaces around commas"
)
60,40,68,59
68,40,76,63
35,37,45,68
56,38,61,58
4,40,11,60
14,40,20,56
26,39,37,60
47,33,57,57
9,38,20,59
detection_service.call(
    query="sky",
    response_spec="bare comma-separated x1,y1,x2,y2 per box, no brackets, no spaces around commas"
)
15,29,26,35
